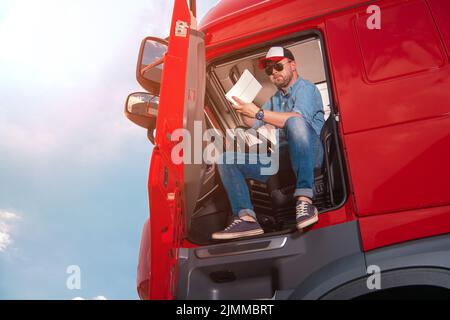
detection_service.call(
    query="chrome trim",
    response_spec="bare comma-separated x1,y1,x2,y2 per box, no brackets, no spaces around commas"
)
195,237,288,259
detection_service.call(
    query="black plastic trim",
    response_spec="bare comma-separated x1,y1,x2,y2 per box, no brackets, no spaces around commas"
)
177,221,365,300
320,233,450,299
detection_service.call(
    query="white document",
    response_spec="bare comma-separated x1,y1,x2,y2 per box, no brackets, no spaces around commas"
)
225,69,262,105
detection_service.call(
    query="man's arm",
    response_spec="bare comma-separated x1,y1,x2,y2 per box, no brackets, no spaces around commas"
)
242,115,256,128
232,96,300,129
256,110,301,128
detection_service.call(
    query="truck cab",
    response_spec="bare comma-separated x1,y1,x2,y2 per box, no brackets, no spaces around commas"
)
126,0,450,300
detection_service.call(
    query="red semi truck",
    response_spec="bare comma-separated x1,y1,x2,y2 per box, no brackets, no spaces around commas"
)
125,0,450,300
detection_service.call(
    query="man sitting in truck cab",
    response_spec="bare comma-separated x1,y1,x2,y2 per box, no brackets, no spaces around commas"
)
212,46,325,240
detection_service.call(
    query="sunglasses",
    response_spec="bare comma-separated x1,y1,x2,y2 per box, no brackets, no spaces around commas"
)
264,60,291,76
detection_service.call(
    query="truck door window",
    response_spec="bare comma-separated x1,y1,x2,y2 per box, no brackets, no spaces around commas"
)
212,37,331,127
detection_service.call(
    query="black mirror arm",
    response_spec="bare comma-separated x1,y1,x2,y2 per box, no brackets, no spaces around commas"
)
147,128,156,145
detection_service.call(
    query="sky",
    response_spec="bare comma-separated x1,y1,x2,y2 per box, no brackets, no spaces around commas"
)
0,0,219,300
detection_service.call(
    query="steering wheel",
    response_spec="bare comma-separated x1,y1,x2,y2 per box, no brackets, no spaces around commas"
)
235,125,273,154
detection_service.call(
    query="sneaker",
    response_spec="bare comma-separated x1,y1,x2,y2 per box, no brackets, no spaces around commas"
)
296,201,319,229
212,216,264,240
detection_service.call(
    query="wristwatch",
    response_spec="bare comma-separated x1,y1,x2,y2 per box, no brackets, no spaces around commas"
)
255,108,265,121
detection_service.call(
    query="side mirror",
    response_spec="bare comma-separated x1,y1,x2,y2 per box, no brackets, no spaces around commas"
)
136,37,168,95
125,92,158,144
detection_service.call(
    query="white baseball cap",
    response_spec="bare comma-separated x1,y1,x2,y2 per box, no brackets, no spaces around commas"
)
258,46,295,69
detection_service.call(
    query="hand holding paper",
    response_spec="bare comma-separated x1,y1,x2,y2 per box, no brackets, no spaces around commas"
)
230,96,260,118
225,69,262,105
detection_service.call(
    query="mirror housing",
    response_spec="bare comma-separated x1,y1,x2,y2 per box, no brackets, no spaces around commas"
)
124,92,158,144
136,37,168,95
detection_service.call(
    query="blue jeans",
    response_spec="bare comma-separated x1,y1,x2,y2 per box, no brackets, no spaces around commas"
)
217,116,324,219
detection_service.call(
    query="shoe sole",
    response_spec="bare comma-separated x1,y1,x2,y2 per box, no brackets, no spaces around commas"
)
296,210,319,230
212,228,264,240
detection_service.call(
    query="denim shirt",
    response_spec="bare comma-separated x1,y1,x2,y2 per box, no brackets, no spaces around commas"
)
253,77,325,138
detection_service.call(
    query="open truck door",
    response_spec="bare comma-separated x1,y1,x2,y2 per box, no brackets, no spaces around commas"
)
143,0,204,299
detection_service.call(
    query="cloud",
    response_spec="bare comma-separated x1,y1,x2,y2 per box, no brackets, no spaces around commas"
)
0,118,58,158
0,0,165,167
72,295,107,300
0,210,20,252
0,0,173,85
0,0,219,168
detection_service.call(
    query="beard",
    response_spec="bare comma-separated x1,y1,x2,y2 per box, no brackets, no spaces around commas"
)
273,72,293,89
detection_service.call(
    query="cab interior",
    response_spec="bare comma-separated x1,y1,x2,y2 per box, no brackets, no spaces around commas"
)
188,34,347,244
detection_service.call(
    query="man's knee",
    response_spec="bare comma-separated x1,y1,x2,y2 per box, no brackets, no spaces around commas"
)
284,116,310,142
285,115,307,129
